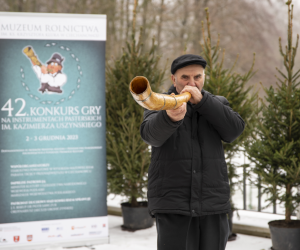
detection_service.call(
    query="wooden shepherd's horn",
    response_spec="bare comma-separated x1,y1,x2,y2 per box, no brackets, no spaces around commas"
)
23,46,42,67
129,76,191,111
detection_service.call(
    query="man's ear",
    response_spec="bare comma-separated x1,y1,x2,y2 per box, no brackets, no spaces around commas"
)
171,74,176,86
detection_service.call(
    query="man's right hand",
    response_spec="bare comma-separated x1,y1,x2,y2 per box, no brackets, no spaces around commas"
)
41,65,47,74
166,101,187,122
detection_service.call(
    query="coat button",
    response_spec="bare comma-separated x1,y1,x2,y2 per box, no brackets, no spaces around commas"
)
193,170,196,174
192,210,195,213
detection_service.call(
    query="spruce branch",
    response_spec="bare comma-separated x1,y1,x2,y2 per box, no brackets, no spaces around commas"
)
276,67,288,80
279,37,285,57
132,0,138,36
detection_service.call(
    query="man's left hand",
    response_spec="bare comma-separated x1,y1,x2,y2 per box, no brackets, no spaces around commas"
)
181,86,203,104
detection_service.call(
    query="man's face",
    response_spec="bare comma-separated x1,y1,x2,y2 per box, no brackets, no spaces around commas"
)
171,64,205,94
47,62,62,74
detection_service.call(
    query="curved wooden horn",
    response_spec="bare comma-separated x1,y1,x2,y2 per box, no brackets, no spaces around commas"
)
129,76,191,111
23,46,42,67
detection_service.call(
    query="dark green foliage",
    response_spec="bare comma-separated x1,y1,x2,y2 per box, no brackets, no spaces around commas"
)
246,0,300,221
106,28,165,207
200,9,258,212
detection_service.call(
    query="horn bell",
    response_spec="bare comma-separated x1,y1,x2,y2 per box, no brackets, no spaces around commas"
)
129,76,191,111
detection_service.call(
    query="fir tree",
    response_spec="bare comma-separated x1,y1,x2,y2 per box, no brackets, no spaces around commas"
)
106,1,165,207
200,8,258,234
246,0,300,222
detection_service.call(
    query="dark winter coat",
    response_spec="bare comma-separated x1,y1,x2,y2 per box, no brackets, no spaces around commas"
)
140,85,245,217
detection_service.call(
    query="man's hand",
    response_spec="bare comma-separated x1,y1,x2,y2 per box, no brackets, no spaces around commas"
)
41,65,47,74
181,86,203,104
166,93,187,122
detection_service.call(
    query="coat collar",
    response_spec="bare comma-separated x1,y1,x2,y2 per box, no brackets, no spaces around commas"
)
167,85,178,95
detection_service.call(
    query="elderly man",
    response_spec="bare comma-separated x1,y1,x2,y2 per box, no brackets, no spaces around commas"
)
140,54,245,250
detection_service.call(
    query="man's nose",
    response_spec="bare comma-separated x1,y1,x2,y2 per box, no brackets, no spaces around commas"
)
188,79,196,86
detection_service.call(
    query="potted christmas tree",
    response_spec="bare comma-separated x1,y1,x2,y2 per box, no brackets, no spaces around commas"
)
106,0,165,231
246,1,300,249
200,9,258,241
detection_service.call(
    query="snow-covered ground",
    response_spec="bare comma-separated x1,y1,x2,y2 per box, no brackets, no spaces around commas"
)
233,209,296,228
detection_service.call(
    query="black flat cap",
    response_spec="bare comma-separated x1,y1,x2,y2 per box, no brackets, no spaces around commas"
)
171,54,207,74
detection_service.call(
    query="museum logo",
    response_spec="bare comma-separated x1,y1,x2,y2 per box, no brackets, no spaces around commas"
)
41,227,49,233
71,226,86,230
13,236,19,242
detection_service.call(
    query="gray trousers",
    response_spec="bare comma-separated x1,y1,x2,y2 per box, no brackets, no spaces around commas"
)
156,213,229,250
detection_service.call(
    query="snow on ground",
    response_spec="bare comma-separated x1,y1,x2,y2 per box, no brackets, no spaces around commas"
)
233,209,296,228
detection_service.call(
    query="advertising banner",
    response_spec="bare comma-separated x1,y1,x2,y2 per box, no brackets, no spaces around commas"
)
0,12,108,249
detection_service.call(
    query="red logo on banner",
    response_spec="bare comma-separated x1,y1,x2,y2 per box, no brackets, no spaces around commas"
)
13,236,19,242
103,224,106,227
27,235,33,242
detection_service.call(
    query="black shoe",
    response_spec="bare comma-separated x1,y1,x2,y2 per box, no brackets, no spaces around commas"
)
39,83,49,93
228,233,237,241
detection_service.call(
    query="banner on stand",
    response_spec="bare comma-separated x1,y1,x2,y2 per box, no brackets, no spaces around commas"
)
0,12,107,249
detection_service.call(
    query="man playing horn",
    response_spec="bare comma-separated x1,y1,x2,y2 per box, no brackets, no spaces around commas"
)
140,54,245,250
31,53,67,94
